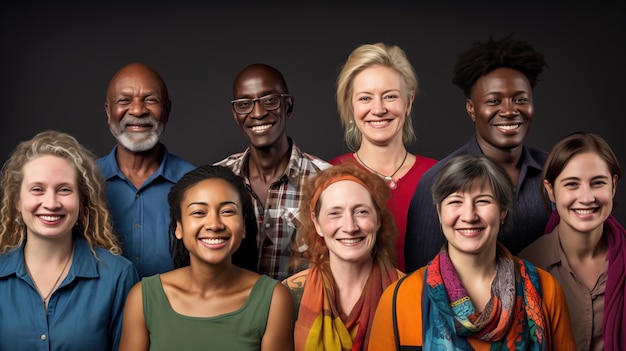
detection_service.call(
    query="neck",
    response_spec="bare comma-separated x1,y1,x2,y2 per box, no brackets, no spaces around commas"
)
329,256,373,289
186,261,240,293
557,223,607,260
447,246,497,282
247,139,291,183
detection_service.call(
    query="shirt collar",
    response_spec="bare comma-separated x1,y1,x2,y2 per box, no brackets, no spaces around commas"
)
98,143,178,184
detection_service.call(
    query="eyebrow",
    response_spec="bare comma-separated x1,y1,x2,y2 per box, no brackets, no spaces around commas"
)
186,201,239,208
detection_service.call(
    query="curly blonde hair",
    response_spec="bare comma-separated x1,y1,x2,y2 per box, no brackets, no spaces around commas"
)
292,163,398,269
336,42,418,151
0,130,121,256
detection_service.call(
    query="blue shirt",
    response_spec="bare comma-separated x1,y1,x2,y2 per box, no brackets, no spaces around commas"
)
97,144,195,277
404,136,550,272
0,236,139,351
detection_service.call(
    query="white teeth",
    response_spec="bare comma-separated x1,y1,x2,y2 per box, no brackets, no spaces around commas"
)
251,124,272,132
200,238,227,245
369,120,390,127
574,209,595,215
496,124,520,130
458,229,480,234
39,215,61,221
338,238,362,244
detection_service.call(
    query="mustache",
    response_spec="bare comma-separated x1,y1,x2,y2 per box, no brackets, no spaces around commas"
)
121,116,158,128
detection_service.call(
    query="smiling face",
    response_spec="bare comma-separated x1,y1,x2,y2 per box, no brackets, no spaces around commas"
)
352,65,412,147
545,151,617,235
312,180,380,265
437,183,507,258
175,178,245,265
231,64,292,150
105,63,170,152
466,67,534,153
18,155,80,241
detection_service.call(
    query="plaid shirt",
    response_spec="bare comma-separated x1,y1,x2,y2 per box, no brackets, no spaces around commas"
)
215,139,331,280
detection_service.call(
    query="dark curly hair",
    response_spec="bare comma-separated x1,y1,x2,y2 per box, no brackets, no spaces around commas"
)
452,34,548,98
167,165,258,269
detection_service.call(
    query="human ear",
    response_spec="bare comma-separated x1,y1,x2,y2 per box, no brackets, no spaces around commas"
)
311,212,323,237
543,179,556,204
466,99,476,122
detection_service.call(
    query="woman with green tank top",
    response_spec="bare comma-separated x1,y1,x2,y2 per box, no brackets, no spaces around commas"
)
119,165,295,351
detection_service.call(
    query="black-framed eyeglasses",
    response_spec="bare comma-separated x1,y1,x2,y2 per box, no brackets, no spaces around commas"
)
231,94,291,114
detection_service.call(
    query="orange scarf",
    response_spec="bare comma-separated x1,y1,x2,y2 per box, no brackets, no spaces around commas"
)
294,258,401,351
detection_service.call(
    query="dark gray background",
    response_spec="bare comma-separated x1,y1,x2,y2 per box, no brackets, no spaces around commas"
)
2,1,624,222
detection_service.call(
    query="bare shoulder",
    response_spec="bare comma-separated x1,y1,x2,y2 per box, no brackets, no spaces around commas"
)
281,268,309,289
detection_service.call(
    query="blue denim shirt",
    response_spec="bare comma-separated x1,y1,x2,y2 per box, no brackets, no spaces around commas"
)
0,236,139,351
404,136,550,272
97,144,195,277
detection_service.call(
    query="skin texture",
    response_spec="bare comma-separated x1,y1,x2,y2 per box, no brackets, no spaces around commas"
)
118,178,294,351
466,67,534,186
18,155,79,242
352,65,411,152
437,184,507,260
231,64,294,204
313,180,380,266
104,62,171,188
436,184,507,310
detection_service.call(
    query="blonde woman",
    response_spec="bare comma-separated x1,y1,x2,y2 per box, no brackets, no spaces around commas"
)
0,130,139,350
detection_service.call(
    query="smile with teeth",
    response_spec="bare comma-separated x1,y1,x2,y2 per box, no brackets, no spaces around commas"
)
457,228,482,234
200,238,228,245
38,215,62,221
573,208,597,215
368,120,391,127
338,238,364,244
495,123,521,130
250,124,272,132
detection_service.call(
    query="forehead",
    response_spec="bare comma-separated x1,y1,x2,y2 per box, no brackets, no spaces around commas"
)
108,67,165,96
559,152,610,177
233,68,285,97
473,67,531,95
183,178,240,204
353,65,403,90
319,180,373,206
22,155,77,184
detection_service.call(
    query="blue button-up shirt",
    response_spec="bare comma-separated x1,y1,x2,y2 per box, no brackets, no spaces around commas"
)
97,144,195,277
0,236,139,351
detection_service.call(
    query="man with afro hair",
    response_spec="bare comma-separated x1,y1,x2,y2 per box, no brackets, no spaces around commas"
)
404,35,550,272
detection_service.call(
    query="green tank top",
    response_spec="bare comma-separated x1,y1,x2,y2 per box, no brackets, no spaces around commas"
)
142,274,278,351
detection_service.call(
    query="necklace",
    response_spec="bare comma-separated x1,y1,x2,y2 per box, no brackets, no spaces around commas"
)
355,151,408,190
26,250,72,305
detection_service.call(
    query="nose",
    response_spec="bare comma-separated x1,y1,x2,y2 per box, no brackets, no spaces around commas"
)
204,212,225,231
342,214,359,233
43,192,61,209
499,99,519,117
128,98,149,117
460,203,478,223
371,98,387,116
248,99,268,119
578,184,596,203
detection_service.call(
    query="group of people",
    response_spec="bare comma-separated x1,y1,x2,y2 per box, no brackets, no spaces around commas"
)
0,34,624,351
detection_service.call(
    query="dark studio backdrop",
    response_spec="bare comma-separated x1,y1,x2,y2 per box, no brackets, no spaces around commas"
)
2,1,624,223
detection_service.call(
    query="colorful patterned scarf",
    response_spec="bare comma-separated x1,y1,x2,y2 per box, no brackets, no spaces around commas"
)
422,243,546,350
545,211,626,351
294,258,400,351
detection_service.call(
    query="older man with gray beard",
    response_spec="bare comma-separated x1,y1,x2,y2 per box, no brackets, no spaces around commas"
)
96,62,195,277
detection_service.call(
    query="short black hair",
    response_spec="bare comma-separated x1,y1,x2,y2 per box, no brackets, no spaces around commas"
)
452,34,548,97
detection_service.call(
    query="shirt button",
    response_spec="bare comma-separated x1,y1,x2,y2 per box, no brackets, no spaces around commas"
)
135,256,140,261
265,223,270,228
135,223,140,228
41,334,47,340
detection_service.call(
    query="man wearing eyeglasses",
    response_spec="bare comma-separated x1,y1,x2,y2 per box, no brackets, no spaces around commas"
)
215,63,331,281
